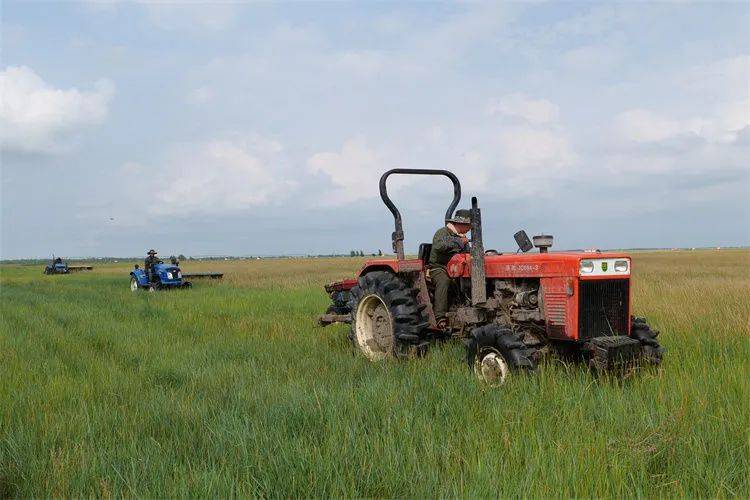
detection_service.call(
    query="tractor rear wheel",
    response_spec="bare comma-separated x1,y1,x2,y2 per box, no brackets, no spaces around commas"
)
631,317,664,365
466,325,536,386
347,271,428,360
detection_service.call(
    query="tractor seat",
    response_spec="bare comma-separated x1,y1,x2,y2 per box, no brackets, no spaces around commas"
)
418,243,432,263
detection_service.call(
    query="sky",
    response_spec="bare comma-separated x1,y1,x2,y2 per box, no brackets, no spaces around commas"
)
1,1,748,259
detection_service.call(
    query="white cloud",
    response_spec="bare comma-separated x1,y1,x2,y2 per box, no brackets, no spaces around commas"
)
121,134,297,216
615,54,750,145
562,44,623,72
487,93,560,124
614,109,700,143
186,86,214,105
681,55,750,103
143,3,238,31
615,100,749,145
308,139,388,205
497,126,575,170
83,1,238,31
483,93,575,186
0,66,114,153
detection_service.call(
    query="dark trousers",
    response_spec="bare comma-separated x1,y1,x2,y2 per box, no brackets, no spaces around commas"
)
430,266,451,319
145,264,155,283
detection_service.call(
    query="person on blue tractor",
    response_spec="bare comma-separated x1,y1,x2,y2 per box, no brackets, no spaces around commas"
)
54,257,63,265
428,209,472,330
144,249,161,283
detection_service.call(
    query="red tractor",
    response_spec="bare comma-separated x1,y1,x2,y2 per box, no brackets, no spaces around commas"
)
320,169,664,385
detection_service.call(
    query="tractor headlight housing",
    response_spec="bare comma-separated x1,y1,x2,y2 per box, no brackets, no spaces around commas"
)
166,272,173,279
615,260,629,273
580,260,594,274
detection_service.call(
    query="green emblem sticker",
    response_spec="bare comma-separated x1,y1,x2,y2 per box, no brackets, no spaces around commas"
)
601,262,608,272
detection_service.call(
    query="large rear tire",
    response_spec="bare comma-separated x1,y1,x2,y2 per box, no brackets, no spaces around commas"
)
347,271,428,360
631,316,664,365
466,325,536,386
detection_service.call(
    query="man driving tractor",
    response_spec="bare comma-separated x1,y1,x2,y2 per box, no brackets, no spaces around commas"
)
144,249,161,282
428,209,472,329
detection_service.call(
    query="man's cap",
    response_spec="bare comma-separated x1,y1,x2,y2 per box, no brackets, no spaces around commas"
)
446,209,472,225
147,249,157,255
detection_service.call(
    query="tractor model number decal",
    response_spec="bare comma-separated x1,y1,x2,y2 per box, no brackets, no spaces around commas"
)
505,264,541,273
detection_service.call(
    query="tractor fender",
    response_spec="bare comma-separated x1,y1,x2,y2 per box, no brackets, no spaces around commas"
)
357,259,424,278
357,262,398,277
130,269,149,286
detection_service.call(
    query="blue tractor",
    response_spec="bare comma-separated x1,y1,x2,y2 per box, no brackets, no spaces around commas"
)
130,250,191,292
44,256,93,274
44,257,69,275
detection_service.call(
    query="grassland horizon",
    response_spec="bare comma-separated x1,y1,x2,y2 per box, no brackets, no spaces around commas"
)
1,250,748,496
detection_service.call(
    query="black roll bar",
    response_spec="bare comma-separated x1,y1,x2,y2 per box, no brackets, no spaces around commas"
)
379,168,462,261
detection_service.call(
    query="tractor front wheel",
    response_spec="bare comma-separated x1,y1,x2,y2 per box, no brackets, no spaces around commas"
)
466,325,536,386
130,277,139,292
347,271,428,360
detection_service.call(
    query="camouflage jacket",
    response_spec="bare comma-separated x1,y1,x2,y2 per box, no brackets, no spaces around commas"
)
144,255,161,270
428,226,470,267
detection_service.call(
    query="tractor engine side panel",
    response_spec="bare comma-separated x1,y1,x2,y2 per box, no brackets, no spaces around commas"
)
540,277,578,340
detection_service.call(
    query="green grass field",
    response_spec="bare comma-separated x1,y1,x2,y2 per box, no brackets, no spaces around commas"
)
1,251,748,497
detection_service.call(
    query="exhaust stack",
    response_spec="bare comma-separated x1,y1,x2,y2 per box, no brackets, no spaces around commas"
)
470,196,487,306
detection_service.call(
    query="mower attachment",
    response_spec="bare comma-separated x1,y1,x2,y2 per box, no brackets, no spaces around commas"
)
182,272,224,280
318,313,352,326
67,266,94,272
318,279,356,326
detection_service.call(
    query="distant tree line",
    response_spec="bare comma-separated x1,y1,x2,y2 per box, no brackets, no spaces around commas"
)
349,250,383,257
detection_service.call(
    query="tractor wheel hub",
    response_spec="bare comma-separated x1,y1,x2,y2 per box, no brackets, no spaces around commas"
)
475,349,509,386
355,294,393,360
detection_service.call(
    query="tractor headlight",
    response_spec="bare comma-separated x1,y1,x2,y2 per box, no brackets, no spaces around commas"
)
580,260,594,274
166,272,173,279
615,260,629,272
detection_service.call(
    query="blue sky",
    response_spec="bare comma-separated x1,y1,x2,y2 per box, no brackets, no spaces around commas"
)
1,1,748,258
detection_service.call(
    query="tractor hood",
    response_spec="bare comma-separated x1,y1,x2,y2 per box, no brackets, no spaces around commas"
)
153,263,179,273
447,251,632,279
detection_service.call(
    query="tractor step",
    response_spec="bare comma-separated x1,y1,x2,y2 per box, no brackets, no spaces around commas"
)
587,335,642,370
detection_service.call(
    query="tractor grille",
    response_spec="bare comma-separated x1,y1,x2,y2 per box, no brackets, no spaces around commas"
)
578,279,629,340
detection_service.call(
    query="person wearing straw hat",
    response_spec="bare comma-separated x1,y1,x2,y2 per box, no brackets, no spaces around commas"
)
428,209,472,329
144,249,161,283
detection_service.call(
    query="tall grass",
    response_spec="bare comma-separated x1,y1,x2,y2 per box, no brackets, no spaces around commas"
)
1,251,748,496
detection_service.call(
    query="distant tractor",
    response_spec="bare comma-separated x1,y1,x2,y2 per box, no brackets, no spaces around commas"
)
320,169,664,385
43,256,93,275
130,252,191,292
